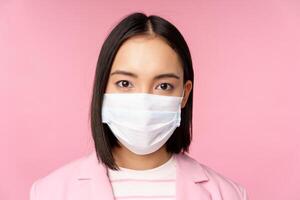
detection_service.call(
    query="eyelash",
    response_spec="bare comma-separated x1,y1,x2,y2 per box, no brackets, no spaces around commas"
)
114,80,174,90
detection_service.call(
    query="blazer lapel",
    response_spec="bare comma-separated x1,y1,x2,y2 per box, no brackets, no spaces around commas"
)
175,152,212,200
76,151,115,200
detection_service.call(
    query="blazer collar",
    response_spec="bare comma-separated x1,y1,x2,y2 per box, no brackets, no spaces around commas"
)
174,152,209,183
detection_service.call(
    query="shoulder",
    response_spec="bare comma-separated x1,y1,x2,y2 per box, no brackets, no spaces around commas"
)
176,152,249,199
30,152,92,200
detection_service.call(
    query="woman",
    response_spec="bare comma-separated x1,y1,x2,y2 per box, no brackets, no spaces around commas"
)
30,12,249,200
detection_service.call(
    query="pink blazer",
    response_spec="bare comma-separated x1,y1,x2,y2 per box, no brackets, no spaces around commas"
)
30,151,248,200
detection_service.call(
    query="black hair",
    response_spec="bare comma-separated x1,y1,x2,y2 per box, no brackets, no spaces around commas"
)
89,12,194,170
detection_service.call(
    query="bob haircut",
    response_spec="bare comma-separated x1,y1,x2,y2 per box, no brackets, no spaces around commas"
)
89,12,194,170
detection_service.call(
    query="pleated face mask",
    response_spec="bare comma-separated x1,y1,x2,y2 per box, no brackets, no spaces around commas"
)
101,91,184,155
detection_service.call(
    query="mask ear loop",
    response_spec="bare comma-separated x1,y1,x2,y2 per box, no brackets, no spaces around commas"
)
175,89,185,126
178,89,185,111
181,89,185,98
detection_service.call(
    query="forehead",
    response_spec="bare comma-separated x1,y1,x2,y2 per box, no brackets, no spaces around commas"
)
111,35,183,76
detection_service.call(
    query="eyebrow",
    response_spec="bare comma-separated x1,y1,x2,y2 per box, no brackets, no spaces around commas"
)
110,70,180,80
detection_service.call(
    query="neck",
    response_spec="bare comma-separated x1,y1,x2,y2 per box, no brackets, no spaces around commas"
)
112,144,172,170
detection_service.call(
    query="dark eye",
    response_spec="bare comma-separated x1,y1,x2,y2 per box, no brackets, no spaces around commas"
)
156,83,174,90
115,80,133,88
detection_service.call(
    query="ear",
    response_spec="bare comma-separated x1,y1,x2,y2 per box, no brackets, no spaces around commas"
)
181,80,193,108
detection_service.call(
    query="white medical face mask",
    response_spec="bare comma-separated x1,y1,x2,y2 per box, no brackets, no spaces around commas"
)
101,90,185,155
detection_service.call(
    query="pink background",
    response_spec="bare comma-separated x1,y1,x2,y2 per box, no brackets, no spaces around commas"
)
1,0,299,199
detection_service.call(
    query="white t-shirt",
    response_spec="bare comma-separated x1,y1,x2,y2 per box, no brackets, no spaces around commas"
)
107,154,176,200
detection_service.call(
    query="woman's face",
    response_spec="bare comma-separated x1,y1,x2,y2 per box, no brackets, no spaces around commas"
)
106,35,192,108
